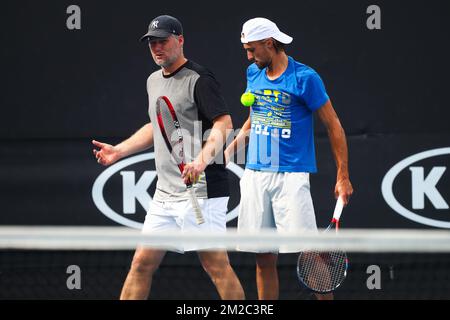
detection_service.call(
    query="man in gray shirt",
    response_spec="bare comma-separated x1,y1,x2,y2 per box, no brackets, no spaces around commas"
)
92,15,244,300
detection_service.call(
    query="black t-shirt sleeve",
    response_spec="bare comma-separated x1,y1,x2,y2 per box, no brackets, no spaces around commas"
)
194,75,230,122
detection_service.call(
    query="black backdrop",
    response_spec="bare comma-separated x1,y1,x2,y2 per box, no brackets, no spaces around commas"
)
1,0,450,228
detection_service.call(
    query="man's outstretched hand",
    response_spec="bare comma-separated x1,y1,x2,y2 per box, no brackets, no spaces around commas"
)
92,140,121,166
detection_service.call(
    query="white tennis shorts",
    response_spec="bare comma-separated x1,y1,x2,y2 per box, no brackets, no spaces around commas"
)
142,197,229,253
238,169,318,253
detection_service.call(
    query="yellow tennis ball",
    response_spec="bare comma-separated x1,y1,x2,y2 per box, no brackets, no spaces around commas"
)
240,92,255,107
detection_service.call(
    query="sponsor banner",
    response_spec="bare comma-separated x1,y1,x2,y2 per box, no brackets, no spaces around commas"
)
1,135,448,229
382,148,450,228
91,152,244,229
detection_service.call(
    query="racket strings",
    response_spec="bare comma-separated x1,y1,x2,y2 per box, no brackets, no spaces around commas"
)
156,99,185,164
297,250,347,292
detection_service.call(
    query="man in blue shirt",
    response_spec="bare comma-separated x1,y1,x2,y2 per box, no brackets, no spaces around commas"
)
225,17,354,300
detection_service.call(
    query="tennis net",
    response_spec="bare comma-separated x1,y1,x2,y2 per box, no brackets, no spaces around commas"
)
1,227,449,299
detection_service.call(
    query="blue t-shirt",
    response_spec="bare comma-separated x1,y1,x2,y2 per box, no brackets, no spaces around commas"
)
245,56,329,173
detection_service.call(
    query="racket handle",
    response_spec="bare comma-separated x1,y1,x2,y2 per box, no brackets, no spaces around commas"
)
187,187,205,225
333,196,345,221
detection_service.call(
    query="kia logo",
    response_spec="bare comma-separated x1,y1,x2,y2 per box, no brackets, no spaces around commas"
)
92,153,244,228
381,147,450,228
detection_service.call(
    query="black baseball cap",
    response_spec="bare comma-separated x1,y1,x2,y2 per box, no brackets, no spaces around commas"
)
140,15,183,42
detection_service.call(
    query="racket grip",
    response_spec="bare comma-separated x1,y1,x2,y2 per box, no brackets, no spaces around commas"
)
333,196,345,221
187,187,205,225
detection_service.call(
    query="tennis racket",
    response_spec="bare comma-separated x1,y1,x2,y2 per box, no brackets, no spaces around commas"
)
297,196,348,293
155,95,205,225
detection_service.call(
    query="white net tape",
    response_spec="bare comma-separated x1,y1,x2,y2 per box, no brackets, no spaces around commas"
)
1,227,450,252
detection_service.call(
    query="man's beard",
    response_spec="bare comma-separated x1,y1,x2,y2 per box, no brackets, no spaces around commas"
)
155,53,179,68
256,59,271,70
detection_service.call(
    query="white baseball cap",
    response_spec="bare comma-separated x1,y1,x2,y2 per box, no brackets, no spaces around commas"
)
241,17,293,44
